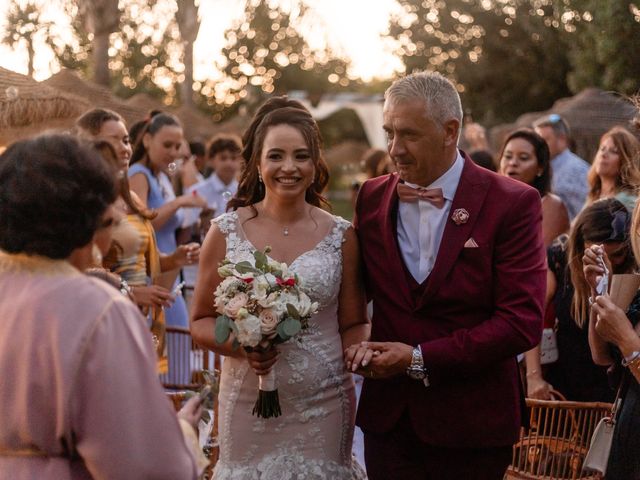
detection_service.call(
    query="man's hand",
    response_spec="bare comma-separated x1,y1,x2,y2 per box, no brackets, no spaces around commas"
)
355,341,413,379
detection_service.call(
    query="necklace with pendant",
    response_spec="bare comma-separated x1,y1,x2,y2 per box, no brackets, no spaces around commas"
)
283,226,289,236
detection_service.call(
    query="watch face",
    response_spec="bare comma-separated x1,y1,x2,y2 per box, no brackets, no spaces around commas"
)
407,368,426,380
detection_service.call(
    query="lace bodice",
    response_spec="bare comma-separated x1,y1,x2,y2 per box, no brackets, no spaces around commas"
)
213,211,350,310
211,211,366,480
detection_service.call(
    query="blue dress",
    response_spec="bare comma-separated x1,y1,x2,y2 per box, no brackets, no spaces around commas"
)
128,163,188,329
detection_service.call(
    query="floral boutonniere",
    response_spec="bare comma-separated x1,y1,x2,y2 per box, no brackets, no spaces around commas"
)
451,208,469,225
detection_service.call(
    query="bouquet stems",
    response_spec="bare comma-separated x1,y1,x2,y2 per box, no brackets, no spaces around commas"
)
252,368,281,418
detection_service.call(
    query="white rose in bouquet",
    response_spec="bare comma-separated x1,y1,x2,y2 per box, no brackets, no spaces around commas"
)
258,291,280,309
296,293,318,317
258,308,280,337
252,275,270,301
235,314,261,347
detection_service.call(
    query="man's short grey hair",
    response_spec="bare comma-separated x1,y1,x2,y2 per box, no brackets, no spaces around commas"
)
385,71,463,126
532,114,570,138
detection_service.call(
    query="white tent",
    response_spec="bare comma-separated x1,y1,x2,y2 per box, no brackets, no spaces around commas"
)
289,91,386,149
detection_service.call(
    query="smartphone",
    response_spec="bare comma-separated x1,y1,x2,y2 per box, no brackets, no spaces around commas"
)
595,251,609,296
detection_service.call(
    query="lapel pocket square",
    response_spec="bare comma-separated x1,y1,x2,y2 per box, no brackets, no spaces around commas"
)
464,238,479,248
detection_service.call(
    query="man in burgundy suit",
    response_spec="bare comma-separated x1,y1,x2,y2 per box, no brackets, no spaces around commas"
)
349,72,546,478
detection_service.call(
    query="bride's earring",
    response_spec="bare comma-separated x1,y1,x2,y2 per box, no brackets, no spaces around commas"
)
258,171,263,183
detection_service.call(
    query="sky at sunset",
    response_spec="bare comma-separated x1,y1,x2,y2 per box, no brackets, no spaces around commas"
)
0,0,405,82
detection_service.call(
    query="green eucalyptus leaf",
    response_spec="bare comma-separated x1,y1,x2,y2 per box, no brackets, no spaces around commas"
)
254,250,268,270
276,321,291,341
235,262,261,274
215,315,231,344
282,318,301,337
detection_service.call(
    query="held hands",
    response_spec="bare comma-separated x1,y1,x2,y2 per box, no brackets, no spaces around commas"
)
344,341,413,379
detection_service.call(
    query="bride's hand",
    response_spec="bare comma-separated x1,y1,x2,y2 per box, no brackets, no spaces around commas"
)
245,347,279,376
344,342,378,373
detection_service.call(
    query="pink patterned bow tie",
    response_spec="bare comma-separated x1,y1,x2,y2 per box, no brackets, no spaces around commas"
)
397,183,445,208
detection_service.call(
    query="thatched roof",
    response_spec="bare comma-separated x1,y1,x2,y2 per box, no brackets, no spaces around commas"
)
490,88,638,163
0,67,91,146
44,70,221,142
125,92,166,113
42,69,149,128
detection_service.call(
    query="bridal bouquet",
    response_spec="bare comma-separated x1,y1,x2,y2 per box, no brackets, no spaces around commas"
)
214,247,318,418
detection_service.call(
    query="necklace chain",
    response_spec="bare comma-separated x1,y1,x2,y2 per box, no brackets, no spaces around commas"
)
258,204,310,237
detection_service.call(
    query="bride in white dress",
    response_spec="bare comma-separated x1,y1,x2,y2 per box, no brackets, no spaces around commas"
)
191,97,369,479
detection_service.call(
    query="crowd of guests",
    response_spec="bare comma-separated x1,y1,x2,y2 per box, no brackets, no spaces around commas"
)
2,75,640,478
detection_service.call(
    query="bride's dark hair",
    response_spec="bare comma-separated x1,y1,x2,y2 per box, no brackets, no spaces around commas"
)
227,97,330,212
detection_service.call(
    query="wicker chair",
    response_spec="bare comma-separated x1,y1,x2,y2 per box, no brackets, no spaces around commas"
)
505,395,612,480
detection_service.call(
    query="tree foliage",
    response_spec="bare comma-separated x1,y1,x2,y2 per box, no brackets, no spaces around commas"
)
47,0,179,102
388,0,576,125
2,0,51,77
567,1,640,95
217,0,353,109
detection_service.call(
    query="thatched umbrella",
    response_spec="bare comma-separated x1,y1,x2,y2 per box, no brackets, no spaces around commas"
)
126,92,166,114
0,67,90,146
490,88,638,163
42,69,148,128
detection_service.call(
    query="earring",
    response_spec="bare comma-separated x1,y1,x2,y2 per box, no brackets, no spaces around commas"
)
258,171,263,183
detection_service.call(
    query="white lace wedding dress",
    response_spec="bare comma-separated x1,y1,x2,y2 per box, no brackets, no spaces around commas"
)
211,212,367,480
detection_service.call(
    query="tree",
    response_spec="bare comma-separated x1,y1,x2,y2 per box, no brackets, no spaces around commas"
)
76,0,122,86
47,0,179,103
567,1,640,95
218,0,353,110
387,0,575,125
2,0,51,77
175,0,201,108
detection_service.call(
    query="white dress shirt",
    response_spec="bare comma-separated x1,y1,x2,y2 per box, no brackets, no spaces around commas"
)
397,152,464,284
182,173,238,228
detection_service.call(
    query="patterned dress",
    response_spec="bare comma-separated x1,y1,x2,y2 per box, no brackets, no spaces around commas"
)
212,212,367,480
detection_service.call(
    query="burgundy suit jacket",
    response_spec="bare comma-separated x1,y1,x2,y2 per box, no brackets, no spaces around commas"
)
354,155,546,448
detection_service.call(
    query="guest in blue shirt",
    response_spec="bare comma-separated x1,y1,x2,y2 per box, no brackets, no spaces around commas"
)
534,114,590,220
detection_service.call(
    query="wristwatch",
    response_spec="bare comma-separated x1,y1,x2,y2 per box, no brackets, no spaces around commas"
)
406,345,428,384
